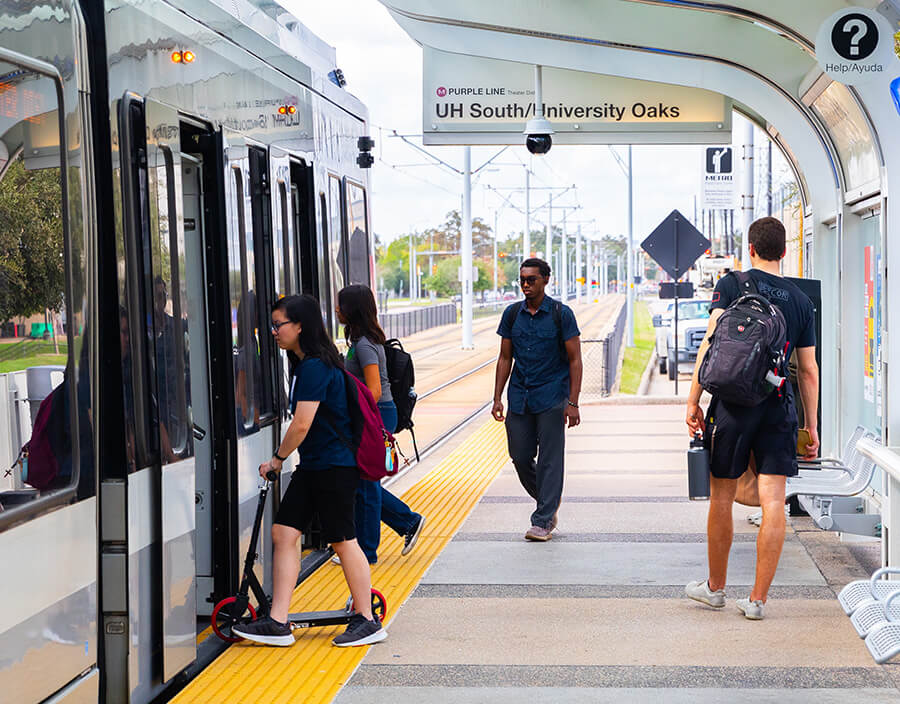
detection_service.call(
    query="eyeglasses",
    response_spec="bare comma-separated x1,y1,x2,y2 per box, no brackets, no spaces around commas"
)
270,320,291,333
519,276,541,286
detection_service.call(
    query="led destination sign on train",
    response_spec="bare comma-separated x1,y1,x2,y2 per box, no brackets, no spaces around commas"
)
435,101,682,121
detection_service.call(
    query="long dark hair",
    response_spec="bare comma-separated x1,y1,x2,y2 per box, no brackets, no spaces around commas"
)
271,294,343,371
337,284,386,345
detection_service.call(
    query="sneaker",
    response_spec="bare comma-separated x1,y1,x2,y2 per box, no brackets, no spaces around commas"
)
332,613,387,647
685,579,726,608
736,597,765,620
232,616,294,647
331,554,342,565
525,525,552,542
401,515,426,556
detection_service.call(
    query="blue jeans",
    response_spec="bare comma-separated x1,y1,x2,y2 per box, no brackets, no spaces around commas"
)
354,400,422,563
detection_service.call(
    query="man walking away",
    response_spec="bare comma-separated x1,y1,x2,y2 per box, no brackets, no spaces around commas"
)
685,217,819,620
492,258,582,542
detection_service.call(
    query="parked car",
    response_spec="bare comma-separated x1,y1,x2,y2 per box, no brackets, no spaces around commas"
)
652,299,711,379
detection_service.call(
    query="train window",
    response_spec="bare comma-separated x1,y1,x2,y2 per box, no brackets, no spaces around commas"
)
0,61,89,517
248,147,275,424
230,167,258,432
291,161,316,297
327,174,346,293
344,180,370,285
319,191,335,332
277,181,293,296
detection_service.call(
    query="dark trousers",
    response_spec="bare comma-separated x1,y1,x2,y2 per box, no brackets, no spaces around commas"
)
505,402,566,528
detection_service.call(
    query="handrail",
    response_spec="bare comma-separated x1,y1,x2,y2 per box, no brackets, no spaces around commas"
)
857,437,900,484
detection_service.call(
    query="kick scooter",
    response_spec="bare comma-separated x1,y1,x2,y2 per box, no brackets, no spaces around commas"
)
211,470,387,643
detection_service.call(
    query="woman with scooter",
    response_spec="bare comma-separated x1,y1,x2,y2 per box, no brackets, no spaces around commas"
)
232,294,387,648
333,284,426,566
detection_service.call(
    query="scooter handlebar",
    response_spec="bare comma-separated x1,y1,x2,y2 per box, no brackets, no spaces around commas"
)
265,470,278,482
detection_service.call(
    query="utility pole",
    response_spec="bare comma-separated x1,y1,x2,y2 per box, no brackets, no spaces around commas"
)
461,146,473,349
741,120,754,270
493,208,499,294
575,224,583,304
408,231,415,304
546,194,553,291
561,209,568,302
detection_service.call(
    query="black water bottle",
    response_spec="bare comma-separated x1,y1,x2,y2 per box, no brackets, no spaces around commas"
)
687,432,710,501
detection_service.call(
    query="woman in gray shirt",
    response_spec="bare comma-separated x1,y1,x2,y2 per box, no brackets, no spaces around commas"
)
336,285,426,564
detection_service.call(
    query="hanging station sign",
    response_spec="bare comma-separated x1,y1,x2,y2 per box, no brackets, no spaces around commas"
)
701,146,736,210
422,48,732,145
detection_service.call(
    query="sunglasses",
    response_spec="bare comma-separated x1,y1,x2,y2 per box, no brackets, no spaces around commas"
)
519,276,541,286
270,320,291,333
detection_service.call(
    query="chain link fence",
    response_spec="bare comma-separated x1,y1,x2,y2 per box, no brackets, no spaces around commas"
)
581,301,627,398
380,303,457,339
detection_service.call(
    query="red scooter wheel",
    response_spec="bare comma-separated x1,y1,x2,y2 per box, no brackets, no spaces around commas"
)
346,589,388,621
211,596,258,643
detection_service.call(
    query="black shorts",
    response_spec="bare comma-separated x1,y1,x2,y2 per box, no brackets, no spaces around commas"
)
275,466,359,543
704,389,799,480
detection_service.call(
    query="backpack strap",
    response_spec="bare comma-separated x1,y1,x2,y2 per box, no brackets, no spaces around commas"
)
732,270,758,296
551,299,567,362
500,302,521,336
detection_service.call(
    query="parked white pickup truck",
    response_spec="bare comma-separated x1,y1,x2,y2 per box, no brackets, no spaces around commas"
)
652,298,712,380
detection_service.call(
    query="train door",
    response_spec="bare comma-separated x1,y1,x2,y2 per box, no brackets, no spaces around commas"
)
180,154,215,615
222,131,278,596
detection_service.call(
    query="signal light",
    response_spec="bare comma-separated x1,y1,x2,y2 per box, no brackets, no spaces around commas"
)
183,50,195,63
278,105,297,115
171,51,182,63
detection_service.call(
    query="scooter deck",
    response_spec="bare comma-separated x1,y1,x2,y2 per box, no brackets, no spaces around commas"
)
287,609,353,629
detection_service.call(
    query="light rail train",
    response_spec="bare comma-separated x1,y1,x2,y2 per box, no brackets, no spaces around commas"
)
0,2,374,702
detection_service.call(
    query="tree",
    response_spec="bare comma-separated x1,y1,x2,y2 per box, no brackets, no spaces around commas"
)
0,158,65,324
421,255,491,297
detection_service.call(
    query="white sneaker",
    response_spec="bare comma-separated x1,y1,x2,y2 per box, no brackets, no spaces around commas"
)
736,597,765,620
685,579,726,608
331,554,341,565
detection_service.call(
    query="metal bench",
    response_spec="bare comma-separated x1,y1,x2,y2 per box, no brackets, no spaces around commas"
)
746,426,875,530
785,426,878,533
864,588,900,663
839,566,900,616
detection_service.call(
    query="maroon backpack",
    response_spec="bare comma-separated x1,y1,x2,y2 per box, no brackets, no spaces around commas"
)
321,370,399,481
18,385,63,490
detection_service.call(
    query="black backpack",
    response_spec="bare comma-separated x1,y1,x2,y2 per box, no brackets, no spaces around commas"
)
698,271,788,407
383,338,419,459
500,298,566,364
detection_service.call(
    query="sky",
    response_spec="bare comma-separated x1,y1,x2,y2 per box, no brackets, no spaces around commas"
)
284,0,793,248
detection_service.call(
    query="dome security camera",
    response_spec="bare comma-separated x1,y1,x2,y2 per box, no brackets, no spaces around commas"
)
524,116,553,155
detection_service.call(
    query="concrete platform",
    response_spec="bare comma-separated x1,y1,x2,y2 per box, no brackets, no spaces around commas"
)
336,399,900,701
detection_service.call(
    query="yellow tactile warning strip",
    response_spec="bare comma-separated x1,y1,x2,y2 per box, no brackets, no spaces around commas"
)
173,418,508,704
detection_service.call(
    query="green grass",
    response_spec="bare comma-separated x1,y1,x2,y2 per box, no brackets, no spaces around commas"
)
619,301,654,394
0,354,67,373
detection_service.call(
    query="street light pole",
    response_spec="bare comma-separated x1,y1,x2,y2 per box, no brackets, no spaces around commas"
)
461,145,473,349
626,144,635,347
576,223,583,304
561,209,568,302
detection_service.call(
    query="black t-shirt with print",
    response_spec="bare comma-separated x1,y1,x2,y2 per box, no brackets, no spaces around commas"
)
709,269,816,359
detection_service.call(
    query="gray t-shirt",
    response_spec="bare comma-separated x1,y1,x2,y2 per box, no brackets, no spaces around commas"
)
345,335,393,403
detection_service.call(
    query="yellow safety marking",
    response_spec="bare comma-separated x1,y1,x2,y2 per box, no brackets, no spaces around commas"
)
173,418,508,704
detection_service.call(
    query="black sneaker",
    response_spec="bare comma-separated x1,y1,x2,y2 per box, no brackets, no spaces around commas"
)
232,616,294,646
332,613,387,647
401,515,426,556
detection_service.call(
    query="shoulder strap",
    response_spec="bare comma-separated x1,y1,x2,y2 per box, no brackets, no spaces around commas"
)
733,270,758,296
551,298,566,360
500,303,520,333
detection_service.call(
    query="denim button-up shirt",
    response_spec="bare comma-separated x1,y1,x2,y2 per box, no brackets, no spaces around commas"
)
497,296,580,415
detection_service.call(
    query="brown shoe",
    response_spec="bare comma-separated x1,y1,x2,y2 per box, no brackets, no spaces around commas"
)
525,525,552,542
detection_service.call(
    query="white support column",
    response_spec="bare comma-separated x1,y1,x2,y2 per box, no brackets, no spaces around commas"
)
741,120,755,270
546,195,553,291
493,209,499,294
576,224,583,304
461,146,473,349
408,232,415,304
524,167,531,259
626,144,635,347
561,211,569,302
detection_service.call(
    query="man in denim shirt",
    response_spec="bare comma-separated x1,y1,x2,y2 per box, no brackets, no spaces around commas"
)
492,258,582,541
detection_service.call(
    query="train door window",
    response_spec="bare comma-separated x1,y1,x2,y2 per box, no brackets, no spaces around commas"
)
344,179,371,286
276,181,293,297
229,167,258,432
319,191,335,333
291,161,316,296
248,147,275,424
0,58,88,520
149,146,192,464
327,174,346,293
